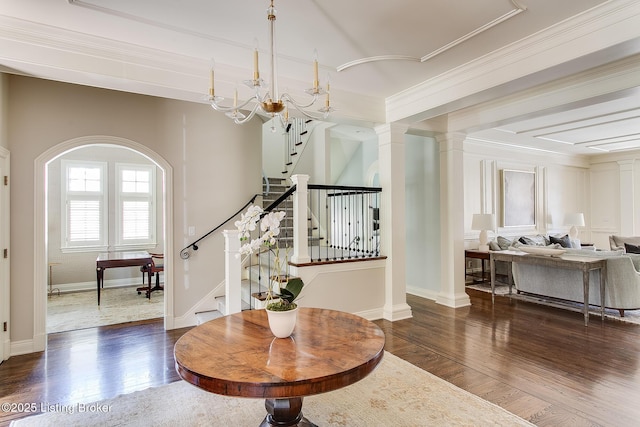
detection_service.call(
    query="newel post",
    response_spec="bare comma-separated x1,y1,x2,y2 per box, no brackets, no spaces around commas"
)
290,174,310,264
223,229,242,315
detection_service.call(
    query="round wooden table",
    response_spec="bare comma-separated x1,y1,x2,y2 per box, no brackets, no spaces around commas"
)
174,308,385,426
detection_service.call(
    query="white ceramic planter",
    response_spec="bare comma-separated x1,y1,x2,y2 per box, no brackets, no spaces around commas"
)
265,306,299,338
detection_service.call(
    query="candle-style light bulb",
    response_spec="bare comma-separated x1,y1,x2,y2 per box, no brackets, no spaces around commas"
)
253,38,260,81
234,85,238,108
209,58,216,97
325,73,331,107
313,49,319,92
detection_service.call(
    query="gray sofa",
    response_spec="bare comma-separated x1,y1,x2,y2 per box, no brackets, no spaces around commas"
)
512,250,640,316
610,235,640,251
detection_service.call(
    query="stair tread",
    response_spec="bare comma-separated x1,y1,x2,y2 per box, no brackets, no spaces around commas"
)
195,310,223,324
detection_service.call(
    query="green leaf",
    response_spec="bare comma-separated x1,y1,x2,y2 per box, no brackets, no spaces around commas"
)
280,277,304,303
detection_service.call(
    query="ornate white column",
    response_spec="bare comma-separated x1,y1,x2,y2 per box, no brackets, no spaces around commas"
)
375,123,412,321
290,174,311,264
618,160,635,235
223,229,242,315
436,133,471,308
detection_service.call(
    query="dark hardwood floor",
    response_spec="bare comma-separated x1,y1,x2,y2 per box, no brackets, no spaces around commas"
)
1,290,640,426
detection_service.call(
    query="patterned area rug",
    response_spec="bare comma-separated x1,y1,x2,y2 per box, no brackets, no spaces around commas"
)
11,352,533,427
467,283,640,326
47,286,164,333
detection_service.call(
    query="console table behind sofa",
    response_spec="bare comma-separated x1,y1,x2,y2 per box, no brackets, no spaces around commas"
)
490,250,606,326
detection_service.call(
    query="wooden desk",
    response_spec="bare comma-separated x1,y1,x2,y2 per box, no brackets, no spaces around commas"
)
490,250,606,326
174,308,385,427
96,251,152,305
465,249,490,283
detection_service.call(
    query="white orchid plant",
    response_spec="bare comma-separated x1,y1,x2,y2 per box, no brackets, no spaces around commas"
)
235,204,303,311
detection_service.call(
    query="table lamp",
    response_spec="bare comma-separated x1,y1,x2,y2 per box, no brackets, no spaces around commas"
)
472,213,496,252
564,213,585,240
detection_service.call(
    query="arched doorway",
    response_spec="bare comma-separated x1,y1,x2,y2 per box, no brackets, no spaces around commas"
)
33,136,174,351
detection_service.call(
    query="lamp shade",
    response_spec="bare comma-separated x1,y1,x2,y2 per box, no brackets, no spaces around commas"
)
563,213,585,227
471,214,496,231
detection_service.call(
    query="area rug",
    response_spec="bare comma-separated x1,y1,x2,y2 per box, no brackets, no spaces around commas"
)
467,283,640,326
11,352,533,427
466,282,512,296
47,286,164,333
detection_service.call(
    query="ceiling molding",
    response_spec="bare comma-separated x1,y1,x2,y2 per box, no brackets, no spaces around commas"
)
336,55,419,73
420,0,526,63
337,0,526,73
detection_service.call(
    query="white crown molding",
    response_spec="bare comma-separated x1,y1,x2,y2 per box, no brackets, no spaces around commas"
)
386,0,640,124
0,14,383,123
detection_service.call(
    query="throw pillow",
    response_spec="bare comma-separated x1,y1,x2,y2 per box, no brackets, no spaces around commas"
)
624,243,640,254
549,234,572,248
569,238,581,249
489,240,501,251
518,236,539,246
529,234,548,246
497,236,512,250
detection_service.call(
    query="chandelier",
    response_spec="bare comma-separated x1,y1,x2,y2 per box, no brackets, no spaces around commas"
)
207,0,333,126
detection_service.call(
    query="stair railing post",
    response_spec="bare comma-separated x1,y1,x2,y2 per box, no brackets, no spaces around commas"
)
223,229,242,315
291,174,311,264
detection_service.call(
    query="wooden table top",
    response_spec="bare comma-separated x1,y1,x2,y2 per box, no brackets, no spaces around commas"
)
174,308,385,399
96,251,151,263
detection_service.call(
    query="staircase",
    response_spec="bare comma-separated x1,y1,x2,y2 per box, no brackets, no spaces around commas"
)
281,118,315,178
194,176,384,325
195,178,293,323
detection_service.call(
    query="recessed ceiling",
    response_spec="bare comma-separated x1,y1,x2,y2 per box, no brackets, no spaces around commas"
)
468,90,640,155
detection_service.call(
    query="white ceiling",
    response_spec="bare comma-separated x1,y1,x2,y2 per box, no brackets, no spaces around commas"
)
2,0,640,156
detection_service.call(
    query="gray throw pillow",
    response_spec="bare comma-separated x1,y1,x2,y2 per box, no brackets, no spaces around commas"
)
489,240,501,251
549,234,572,248
624,243,640,254
518,236,537,246
496,236,512,250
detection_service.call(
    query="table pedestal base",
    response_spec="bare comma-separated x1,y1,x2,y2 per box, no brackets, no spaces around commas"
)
259,397,317,427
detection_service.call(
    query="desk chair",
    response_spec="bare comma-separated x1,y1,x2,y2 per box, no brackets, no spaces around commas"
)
137,253,164,299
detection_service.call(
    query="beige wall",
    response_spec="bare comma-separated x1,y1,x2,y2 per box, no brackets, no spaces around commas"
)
7,75,261,342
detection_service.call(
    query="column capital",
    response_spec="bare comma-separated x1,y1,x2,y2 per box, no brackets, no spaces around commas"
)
617,159,636,170
435,132,466,151
374,123,410,143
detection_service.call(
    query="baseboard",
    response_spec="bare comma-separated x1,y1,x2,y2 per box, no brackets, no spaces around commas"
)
172,281,225,329
382,302,413,321
354,307,384,321
407,286,439,301
10,339,35,357
435,291,472,308
52,277,155,294
2,337,8,361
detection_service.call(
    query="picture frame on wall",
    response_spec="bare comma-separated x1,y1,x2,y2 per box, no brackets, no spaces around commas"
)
501,169,535,227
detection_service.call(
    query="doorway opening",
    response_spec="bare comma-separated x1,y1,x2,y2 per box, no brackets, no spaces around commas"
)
34,136,174,350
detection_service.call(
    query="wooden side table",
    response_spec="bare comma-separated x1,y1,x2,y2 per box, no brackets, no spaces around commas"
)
465,249,490,284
